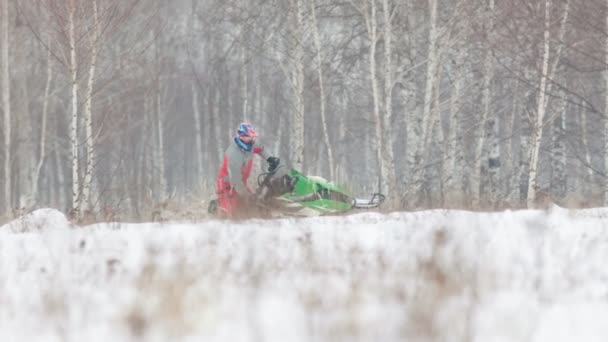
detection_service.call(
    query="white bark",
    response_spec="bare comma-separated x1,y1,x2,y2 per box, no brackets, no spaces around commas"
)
419,0,439,153
368,0,384,195
605,0,608,204
310,0,335,181
82,0,99,213
353,0,385,194
54,138,66,209
289,0,305,171
155,79,166,198
33,47,53,205
444,51,465,204
192,83,204,185
527,0,552,208
17,71,35,210
68,2,81,214
241,33,248,121
381,0,397,201
2,0,10,213
581,106,594,188
213,87,223,161
551,94,567,199
527,0,569,207
413,0,439,201
486,0,500,207
472,0,495,208
506,80,520,204
403,2,420,206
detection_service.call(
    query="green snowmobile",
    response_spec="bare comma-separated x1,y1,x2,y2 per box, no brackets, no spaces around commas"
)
208,162,385,218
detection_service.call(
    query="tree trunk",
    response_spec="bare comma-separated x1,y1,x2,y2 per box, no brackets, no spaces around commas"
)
551,93,567,200
289,0,305,171
155,80,166,199
381,0,397,203
241,45,249,122
605,0,608,205
2,0,11,214
505,80,520,205
68,3,81,216
310,0,335,181
33,47,53,206
581,105,594,194
192,82,204,188
213,87,223,161
527,0,552,208
527,0,569,207
359,0,385,195
444,52,464,206
472,0,495,208
82,0,99,213
414,0,439,204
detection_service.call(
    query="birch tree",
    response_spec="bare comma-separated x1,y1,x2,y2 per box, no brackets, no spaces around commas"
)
348,0,394,198
32,47,53,205
281,0,306,171
381,0,398,203
413,0,440,204
2,0,11,214
605,0,608,205
472,0,496,208
527,0,570,207
81,0,99,213
310,0,335,181
67,0,81,215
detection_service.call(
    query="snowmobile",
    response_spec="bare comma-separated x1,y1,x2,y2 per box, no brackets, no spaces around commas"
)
207,161,385,218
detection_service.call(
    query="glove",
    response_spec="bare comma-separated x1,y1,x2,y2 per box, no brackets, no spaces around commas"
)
267,156,280,172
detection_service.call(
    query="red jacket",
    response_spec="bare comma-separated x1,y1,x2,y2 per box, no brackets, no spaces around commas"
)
216,138,269,197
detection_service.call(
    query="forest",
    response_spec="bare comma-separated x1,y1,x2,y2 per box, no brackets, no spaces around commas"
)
0,0,607,221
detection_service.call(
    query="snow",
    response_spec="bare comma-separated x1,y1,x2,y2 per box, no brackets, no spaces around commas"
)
1,206,608,341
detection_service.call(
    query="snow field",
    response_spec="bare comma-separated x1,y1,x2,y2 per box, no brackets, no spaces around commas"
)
1,207,608,341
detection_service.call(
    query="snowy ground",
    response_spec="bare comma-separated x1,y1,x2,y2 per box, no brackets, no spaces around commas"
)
1,207,608,342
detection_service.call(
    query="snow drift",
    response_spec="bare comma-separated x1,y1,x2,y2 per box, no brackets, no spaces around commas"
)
1,207,608,342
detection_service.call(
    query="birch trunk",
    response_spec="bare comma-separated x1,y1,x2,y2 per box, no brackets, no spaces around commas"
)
414,0,439,202
472,0,495,208
33,47,53,205
17,74,34,210
403,13,420,206
527,0,570,207
289,0,305,171
581,106,594,192
54,138,66,209
2,0,11,213
82,0,98,213
310,0,335,181
605,0,608,204
68,3,81,215
213,87,223,160
360,0,385,195
155,80,166,198
381,0,397,201
444,53,464,205
505,80,519,205
527,0,552,208
192,83,204,187
551,94,567,200
241,46,249,122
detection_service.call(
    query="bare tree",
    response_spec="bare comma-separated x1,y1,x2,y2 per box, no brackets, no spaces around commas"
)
2,0,11,214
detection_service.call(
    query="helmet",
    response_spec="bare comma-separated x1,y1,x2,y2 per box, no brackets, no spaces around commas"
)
235,122,257,151
237,122,257,138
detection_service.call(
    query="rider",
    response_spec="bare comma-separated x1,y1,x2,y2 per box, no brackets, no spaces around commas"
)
215,122,280,217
